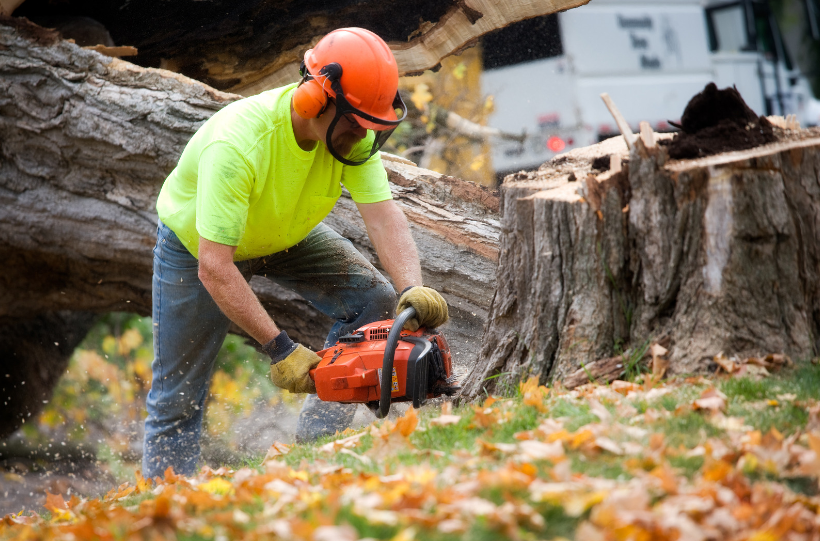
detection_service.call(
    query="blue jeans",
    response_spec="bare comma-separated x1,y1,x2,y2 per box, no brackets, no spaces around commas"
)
142,220,396,478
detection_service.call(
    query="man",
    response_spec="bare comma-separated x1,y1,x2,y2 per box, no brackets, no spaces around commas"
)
143,27,449,478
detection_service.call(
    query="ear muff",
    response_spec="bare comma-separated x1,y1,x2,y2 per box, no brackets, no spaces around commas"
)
293,78,328,119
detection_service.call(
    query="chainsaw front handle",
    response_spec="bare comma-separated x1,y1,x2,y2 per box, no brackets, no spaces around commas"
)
376,306,417,419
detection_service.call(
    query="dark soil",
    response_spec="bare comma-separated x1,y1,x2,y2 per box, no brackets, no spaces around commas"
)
661,83,777,160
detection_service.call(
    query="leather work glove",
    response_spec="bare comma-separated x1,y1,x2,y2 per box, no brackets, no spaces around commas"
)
262,331,321,394
395,286,449,331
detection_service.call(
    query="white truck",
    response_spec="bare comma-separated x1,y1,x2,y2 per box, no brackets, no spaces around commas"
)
482,0,820,174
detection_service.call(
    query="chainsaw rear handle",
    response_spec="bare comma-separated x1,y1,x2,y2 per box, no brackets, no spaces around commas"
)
376,306,417,419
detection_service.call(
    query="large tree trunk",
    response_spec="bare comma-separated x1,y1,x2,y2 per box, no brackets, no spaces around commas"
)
462,130,820,398
12,0,590,94
0,20,499,437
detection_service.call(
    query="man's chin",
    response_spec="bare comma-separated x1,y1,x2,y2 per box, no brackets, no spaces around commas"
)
332,135,364,159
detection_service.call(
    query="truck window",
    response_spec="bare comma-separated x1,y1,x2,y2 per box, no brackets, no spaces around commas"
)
707,3,751,52
481,14,563,69
706,1,793,69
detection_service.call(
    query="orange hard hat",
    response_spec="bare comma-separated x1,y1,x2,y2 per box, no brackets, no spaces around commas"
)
302,27,400,131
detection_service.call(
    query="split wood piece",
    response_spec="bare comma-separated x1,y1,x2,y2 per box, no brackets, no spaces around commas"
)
0,0,23,16
562,356,627,390
235,0,592,94
609,154,621,173
767,115,801,131
83,44,138,57
0,22,500,435
600,92,637,150
639,121,655,149
461,127,820,399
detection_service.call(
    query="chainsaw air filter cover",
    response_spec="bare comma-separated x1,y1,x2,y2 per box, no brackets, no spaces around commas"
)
311,319,457,407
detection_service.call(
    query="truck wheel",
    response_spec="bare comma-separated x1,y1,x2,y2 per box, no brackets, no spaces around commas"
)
0,312,98,440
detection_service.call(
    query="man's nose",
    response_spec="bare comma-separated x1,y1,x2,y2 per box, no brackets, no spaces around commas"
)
351,124,367,138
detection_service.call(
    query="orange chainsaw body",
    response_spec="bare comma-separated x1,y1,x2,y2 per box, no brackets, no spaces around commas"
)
310,319,455,406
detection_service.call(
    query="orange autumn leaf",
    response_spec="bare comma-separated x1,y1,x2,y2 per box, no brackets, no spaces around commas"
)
44,492,67,514
153,494,171,518
367,407,418,456
483,396,498,408
395,406,419,437
477,438,517,456
569,429,596,450
471,404,500,429
649,464,679,494
135,470,153,493
262,441,292,462
521,377,550,413
702,458,733,482
519,376,540,396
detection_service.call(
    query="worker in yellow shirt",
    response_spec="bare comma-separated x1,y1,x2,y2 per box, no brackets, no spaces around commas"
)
143,27,448,478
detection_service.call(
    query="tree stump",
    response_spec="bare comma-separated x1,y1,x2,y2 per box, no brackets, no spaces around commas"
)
462,130,820,398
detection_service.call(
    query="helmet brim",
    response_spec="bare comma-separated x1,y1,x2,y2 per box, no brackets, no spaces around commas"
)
354,107,398,131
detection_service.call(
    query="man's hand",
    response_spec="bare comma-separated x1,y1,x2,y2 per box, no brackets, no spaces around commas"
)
396,286,449,331
263,331,321,393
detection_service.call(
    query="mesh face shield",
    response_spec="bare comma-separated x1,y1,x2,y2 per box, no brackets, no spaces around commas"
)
324,76,407,166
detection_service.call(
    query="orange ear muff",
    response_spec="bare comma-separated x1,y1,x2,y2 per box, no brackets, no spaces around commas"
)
293,79,328,119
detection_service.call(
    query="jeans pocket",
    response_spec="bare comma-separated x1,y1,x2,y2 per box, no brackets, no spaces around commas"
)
156,221,197,269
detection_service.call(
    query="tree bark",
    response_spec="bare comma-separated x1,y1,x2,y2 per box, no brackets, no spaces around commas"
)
461,131,820,398
0,19,500,432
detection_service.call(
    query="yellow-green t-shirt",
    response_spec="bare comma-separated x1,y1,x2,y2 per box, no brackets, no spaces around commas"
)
156,83,393,260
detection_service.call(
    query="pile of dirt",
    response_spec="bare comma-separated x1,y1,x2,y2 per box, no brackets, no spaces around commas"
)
661,83,777,160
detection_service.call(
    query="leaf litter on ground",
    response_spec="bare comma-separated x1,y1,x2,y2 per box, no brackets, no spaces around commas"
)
6,360,820,540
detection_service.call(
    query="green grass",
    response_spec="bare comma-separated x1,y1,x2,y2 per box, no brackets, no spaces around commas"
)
24,363,820,541
570,453,628,479
548,399,597,431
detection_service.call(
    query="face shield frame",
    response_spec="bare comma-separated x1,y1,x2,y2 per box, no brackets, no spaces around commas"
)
318,64,408,166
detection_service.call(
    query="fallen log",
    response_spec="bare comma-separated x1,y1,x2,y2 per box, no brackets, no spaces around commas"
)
12,0,590,94
0,20,499,437
461,121,820,398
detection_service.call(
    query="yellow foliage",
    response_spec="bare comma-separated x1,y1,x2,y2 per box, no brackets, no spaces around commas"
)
198,478,234,496
410,83,433,112
117,328,143,356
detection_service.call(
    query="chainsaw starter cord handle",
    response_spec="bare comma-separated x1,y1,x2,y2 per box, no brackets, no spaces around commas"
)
377,306,417,419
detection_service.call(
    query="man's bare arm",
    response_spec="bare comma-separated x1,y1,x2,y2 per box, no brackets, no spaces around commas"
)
198,237,280,344
356,199,423,292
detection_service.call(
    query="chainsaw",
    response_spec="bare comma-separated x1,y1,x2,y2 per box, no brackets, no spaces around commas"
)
309,307,460,418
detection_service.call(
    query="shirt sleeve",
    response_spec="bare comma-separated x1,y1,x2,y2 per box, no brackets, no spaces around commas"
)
195,141,255,246
341,150,393,204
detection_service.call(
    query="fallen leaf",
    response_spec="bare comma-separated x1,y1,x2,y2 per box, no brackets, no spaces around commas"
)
594,437,623,455
429,414,462,427
198,478,234,496
693,388,727,413
319,432,366,454
518,440,565,461
713,352,736,374
650,343,669,381
43,492,68,514
610,380,641,395
587,398,612,423
262,441,292,462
